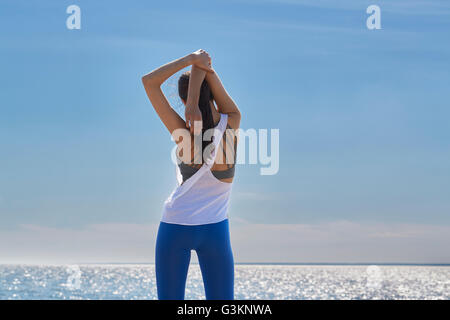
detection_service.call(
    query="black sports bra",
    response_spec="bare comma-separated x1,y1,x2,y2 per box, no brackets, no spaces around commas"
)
178,161,235,182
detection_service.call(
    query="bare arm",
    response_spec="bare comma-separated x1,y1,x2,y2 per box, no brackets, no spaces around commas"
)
141,50,212,135
205,70,241,129
185,65,207,134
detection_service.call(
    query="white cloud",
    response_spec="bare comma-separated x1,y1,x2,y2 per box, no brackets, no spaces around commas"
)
1,221,449,264
0,223,159,264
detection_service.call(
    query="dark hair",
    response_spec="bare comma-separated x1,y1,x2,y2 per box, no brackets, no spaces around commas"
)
178,71,215,154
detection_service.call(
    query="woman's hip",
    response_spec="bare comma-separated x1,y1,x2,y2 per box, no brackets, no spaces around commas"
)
156,219,231,250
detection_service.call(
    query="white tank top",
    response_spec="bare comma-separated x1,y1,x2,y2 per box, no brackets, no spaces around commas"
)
161,113,233,225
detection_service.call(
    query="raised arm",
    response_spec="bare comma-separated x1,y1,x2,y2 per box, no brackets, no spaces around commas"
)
185,65,207,135
205,69,241,129
141,50,212,135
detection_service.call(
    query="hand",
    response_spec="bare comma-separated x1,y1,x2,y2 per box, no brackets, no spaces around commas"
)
185,104,202,135
191,49,213,72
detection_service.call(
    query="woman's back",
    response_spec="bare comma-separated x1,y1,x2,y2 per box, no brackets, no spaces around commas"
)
163,113,234,225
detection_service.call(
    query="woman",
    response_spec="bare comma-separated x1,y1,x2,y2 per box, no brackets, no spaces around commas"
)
141,49,241,300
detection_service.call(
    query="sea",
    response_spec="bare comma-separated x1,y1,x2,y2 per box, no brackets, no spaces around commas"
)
0,264,449,300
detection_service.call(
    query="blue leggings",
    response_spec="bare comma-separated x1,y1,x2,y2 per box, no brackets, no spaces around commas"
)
155,219,234,300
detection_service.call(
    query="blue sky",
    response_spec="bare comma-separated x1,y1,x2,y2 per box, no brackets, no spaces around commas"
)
1,0,450,263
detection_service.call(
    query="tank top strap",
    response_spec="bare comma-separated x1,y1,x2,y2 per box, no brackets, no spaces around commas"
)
204,113,228,167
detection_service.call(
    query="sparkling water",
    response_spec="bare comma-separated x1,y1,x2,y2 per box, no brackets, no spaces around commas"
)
0,264,448,300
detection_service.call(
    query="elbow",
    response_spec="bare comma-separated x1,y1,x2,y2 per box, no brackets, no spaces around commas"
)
234,109,242,121
141,75,149,87
141,74,159,88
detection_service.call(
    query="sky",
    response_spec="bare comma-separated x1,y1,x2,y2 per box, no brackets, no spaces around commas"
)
1,0,450,264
